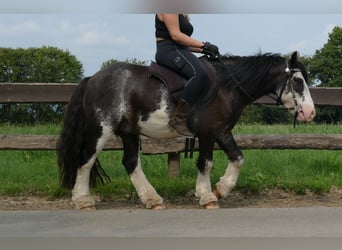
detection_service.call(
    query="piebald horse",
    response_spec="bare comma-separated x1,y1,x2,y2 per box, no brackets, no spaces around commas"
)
57,52,315,209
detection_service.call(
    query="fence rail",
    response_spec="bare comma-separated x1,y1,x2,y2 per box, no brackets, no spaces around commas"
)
1,83,342,106
0,83,341,176
1,134,342,151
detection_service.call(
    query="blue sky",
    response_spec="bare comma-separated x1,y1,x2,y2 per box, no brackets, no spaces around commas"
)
1,1,342,76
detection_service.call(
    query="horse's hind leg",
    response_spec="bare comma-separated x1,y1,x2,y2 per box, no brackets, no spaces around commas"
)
72,123,112,209
72,157,97,210
121,134,165,210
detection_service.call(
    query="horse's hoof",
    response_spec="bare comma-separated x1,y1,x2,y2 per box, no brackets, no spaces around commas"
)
203,201,220,209
213,188,222,200
80,205,96,211
73,196,96,210
150,204,166,210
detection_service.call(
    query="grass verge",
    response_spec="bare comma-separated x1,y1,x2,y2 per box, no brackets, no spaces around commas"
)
0,123,341,200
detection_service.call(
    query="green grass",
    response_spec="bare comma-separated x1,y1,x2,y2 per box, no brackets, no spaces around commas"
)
232,122,340,134
0,123,62,135
0,123,341,200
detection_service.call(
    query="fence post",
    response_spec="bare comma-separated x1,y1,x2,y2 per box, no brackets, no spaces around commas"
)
167,152,181,177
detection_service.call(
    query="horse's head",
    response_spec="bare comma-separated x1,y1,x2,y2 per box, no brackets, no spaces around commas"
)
278,52,316,123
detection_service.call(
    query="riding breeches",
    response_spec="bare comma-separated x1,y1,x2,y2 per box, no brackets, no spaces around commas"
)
155,40,210,106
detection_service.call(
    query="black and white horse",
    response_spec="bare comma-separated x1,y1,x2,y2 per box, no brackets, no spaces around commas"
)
57,52,315,209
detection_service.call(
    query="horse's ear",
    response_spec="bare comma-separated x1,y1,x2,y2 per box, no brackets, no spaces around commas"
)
289,51,299,66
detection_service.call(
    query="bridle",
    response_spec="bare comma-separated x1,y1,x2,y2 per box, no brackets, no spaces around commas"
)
273,65,306,127
217,56,305,127
273,66,303,107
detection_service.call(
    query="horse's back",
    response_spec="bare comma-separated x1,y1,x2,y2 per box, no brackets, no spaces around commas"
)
84,62,159,107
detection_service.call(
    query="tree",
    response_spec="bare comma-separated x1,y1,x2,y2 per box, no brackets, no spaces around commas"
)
101,58,147,69
0,46,83,83
308,26,342,87
305,26,342,124
0,46,83,124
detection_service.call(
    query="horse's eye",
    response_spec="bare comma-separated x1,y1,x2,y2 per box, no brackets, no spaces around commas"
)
292,77,304,95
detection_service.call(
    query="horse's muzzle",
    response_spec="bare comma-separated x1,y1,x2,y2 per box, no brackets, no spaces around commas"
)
296,103,316,122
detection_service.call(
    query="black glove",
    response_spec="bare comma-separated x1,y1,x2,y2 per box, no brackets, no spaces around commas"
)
202,42,220,58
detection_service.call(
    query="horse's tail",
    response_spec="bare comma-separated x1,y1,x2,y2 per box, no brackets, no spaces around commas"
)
56,77,90,189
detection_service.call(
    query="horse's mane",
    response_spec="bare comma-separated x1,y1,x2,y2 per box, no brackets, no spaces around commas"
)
212,53,286,89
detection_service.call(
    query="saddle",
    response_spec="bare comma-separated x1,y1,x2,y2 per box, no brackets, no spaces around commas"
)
149,56,219,104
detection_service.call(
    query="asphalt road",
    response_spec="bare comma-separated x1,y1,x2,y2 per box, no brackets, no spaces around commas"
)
1,207,342,237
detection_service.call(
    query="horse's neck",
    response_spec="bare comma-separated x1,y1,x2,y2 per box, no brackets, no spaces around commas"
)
214,57,282,105
230,81,269,105
238,65,281,104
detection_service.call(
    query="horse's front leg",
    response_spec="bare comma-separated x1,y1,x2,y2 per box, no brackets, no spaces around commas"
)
195,138,219,209
213,132,244,199
121,134,165,210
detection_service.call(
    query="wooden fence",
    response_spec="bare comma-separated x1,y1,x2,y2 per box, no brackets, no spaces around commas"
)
1,83,341,176
1,83,342,105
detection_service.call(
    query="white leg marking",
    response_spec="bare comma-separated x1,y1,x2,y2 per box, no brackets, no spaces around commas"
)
215,157,244,198
195,160,218,206
130,157,163,208
72,156,97,208
72,122,113,209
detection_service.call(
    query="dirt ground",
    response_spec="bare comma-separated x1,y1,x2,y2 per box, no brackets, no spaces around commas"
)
1,188,341,210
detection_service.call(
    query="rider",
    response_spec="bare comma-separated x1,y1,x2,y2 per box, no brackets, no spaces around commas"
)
155,14,220,136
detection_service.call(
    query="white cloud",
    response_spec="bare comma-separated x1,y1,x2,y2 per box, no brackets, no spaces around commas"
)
287,40,309,53
0,19,40,35
285,23,339,55
72,31,130,46
49,19,132,48
58,20,73,33
323,23,336,35
2,14,341,77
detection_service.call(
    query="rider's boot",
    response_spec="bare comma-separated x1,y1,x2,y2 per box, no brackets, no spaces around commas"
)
169,99,193,136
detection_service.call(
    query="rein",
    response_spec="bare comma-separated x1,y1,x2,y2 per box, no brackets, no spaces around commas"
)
217,56,302,128
217,56,256,102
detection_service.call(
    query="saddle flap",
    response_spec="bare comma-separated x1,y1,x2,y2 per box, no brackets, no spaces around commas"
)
149,62,187,93
149,56,219,104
